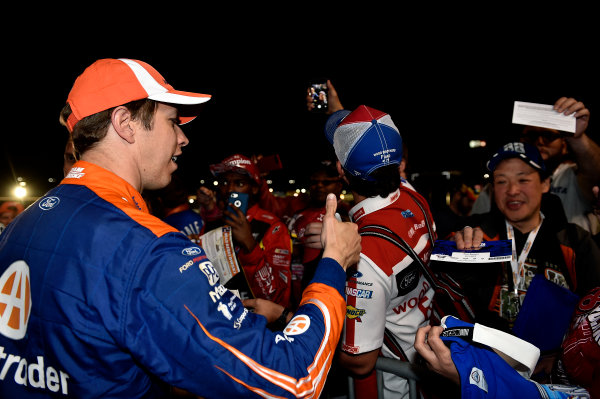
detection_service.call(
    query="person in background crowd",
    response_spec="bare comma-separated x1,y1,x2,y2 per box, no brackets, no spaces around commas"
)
0,201,25,234
286,159,349,308
203,153,294,308
247,103,440,399
432,178,479,239
0,58,362,398
244,158,352,397
471,97,600,234
325,104,437,399
313,79,418,193
450,141,600,326
197,155,310,227
253,157,312,225
0,201,24,226
447,141,600,386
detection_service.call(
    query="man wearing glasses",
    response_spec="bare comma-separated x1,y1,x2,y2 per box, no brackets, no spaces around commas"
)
473,97,600,233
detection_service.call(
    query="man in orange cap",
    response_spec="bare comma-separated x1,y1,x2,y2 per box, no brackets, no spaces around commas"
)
0,58,361,398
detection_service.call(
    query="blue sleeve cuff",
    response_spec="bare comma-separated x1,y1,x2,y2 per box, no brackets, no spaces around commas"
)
309,257,347,298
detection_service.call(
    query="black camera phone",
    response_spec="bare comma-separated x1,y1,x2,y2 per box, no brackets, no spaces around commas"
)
308,82,328,113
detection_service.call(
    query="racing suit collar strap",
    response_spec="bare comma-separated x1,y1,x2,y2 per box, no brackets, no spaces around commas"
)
61,160,149,213
349,188,400,223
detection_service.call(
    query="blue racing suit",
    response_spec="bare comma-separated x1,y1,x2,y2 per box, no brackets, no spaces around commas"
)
0,161,347,398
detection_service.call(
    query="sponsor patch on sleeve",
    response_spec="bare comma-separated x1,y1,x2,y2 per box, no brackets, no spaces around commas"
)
346,305,366,322
341,343,360,354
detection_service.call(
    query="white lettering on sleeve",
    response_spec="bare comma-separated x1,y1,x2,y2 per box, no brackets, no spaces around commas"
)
28,356,44,388
0,353,20,380
15,358,27,386
0,347,69,395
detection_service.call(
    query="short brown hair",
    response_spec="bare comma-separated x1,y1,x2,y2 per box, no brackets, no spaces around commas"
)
59,99,158,155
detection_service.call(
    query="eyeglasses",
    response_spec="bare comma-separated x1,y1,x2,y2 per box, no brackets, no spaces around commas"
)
522,130,563,145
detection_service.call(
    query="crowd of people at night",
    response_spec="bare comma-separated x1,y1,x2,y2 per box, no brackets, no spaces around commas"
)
0,58,599,399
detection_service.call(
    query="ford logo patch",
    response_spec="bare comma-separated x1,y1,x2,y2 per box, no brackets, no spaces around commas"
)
39,196,60,211
182,247,202,256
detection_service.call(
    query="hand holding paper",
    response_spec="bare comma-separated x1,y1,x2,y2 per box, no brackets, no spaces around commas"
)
513,101,576,133
553,97,590,138
431,240,512,263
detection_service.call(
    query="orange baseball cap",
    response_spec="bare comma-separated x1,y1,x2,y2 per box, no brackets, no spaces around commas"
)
65,58,211,132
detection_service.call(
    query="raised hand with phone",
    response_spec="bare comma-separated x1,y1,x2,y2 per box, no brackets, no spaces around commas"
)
226,192,249,219
223,191,255,252
306,80,344,115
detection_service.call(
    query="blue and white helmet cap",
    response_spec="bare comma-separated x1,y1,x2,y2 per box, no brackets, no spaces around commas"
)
325,105,403,181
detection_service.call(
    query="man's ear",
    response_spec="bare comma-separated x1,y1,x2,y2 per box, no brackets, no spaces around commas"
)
335,160,343,176
336,160,349,184
559,139,569,157
541,176,551,193
111,106,136,144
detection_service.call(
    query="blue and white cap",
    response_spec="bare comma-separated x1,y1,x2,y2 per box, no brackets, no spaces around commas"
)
486,142,546,175
325,105,402,181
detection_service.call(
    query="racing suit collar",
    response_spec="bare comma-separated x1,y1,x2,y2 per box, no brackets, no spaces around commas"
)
349,188,401,223
62,160,149,213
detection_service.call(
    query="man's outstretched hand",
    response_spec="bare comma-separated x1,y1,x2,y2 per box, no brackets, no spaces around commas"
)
320,193,360,270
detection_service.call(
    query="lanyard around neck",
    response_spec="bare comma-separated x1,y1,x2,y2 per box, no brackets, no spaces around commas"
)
504,213,545,294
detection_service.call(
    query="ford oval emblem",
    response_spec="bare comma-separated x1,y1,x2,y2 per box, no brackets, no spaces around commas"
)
182,247,202,256
400,271,417,290
351,271,363,278
38,196,60,211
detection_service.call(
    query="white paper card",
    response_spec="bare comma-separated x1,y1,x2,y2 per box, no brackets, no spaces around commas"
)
199,226,241,284
431,240,512,263
512,101,576,133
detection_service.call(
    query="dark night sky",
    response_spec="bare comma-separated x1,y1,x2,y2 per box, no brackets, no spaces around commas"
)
2,20,598,204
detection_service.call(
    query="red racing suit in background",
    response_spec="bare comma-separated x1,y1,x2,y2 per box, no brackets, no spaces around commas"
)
237,204,293,308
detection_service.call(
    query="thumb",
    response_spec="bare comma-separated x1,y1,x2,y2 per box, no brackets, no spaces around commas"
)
325,193,338,218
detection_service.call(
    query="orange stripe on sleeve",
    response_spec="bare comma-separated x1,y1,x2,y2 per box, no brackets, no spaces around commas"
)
214,366,288,399
183,281,344,398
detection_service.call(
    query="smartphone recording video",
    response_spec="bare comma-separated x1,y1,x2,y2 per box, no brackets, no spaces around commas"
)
226,192,249,219
308,82,328,113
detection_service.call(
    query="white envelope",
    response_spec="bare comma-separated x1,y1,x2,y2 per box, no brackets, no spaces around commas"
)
512,101,576,133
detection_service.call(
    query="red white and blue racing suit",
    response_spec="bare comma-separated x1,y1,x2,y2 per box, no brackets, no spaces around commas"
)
341,186,435,398
0,161,347,398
